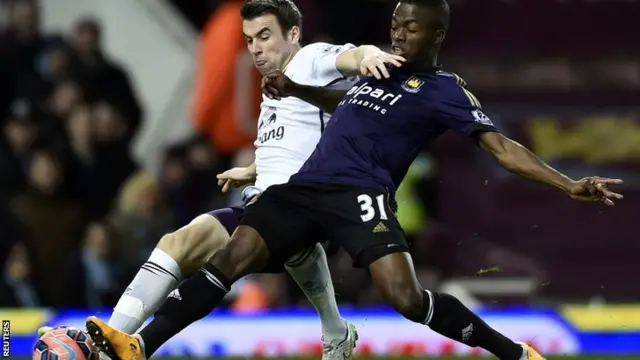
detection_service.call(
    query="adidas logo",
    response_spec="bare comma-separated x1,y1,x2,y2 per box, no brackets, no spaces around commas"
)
461,323,474,342
373,222,389,233
168,289,182,300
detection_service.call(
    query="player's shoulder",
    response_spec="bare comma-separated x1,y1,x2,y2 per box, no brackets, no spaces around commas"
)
288,42,357,86
431,70,470,92
298,42,355,58
430,70,482,109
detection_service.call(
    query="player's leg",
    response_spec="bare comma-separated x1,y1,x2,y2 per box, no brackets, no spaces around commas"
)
285,244,347,340
329,188,543,360
368,252,542,360
285,244,357,360
86,185,315,360
107,209,238,333
87,225,269,360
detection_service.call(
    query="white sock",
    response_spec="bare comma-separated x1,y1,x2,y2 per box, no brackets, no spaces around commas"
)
517,343,529,360
108,249,182,333
285,244,347,341
134,334,147,360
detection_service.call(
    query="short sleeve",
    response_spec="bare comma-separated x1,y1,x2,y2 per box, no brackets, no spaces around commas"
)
303,42,356,86
436,76,498,137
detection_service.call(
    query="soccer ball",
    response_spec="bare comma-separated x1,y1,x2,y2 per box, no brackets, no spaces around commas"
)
33,326,100,360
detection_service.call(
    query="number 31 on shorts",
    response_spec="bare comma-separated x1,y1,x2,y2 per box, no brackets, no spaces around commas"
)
357,194,388,222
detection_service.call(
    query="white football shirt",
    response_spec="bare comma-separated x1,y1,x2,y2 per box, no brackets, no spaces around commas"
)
253,42,358,191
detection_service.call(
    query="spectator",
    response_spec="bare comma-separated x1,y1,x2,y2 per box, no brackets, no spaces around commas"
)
192,0,260,157
64,104,111,218
108,171,173,265
160,137,227,228
0,242,42,307
0,0,45,90
92,100,138,200
35,39,72,96
0,99,39,197
159,145,192,227
68,18,142,141
185,135,226,211
65,222,132,308
0,201,23,261
10,148,85,306
40,79,84,145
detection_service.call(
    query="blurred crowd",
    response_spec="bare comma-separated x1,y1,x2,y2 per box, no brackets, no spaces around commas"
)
2,0,638,311
0,0,231,309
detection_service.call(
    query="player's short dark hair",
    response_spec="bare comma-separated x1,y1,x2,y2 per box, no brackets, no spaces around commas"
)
400,0,450,30
240,0,303,33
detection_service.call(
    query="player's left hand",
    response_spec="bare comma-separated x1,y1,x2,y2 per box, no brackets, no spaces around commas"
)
217,167,256,192
359,51,405,79
566,176,624,206
262,70,293,100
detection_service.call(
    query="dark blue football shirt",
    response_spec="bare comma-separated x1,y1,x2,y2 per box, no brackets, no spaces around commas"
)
289,67,498,192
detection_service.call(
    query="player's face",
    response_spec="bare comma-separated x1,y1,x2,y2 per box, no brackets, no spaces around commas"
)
390,3,445,65
243,14,299,74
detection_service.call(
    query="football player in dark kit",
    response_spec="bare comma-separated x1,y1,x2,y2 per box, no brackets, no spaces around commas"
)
86,1,623,359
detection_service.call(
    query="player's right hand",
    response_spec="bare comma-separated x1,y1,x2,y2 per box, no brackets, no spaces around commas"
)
359,50,405,79
216,167,256,192
262,70,293,100
566,176,624,206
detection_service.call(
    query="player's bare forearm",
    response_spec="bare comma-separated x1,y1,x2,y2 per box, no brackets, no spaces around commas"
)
247,161,257,181
336,45,380,75
478,132,574,192
289,83,347,114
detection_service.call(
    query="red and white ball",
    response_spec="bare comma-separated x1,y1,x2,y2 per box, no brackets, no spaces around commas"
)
33,327,100,360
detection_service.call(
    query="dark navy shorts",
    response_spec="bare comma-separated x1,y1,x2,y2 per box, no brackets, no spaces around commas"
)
206,206,244,235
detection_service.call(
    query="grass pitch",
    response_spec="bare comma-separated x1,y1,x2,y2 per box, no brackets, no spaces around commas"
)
135,357,640,360
165,357,640,360
15,357,640,360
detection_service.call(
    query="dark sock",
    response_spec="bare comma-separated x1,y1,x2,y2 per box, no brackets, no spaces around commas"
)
427,291,523,360
139,264,232,357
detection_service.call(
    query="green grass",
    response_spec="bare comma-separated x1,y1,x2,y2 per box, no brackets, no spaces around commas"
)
155,357,640,360
161,357,640,360
156,357,639,360
117,357,640,360
13,357,640,360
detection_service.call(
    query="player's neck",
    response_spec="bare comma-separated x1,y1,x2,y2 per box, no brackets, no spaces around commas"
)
405,59,439,73
281,46,301,71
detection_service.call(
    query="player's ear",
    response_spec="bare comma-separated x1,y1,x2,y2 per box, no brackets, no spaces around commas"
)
288,25,301,44
434,29,446,46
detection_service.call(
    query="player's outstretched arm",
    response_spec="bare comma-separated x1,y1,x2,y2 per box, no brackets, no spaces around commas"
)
336,45,405,79
477,132,624,206
287,84,345,114
262,70,346,113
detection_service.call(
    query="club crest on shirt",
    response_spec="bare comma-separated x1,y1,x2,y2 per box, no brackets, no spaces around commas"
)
321,45,343,54
401,76,424,93
258,106,277,129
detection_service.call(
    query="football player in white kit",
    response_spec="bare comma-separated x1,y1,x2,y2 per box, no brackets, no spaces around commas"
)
74,1,405,359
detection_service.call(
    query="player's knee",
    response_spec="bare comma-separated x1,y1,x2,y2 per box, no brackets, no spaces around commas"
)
389,286,427,323
284,243,321,268
156,232,181,257
157,215,230,270
206,225,269,282
369,252,427,322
